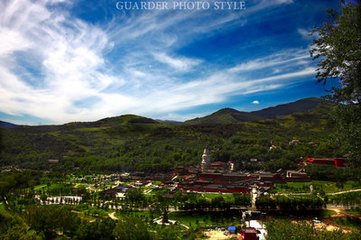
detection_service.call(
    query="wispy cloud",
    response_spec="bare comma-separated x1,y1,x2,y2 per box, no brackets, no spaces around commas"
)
229,49,310,73
152,52,202,71
297,28,318,40
0,0,319,124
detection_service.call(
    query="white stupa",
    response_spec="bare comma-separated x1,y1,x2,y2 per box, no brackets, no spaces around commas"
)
201,148,210,172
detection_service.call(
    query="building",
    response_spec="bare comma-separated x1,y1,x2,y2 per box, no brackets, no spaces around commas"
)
175,149,317,194
240,228,258,240
249,220,267,240
200,148,234,173
48,159,59,164
99,186,131,200
304,157,346,167
286,170,310,182
289,139,300,145
207,161,234,172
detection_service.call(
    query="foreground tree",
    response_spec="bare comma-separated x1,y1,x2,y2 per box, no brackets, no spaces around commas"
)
24,206,80,239
113,217,151,240
76,218,115,240
311,0,361,103
311,0,361,165
266,219,361,240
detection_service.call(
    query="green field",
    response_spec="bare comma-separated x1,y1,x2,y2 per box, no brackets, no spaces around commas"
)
201,193,234,201
275,181,361,194
168,212,241,229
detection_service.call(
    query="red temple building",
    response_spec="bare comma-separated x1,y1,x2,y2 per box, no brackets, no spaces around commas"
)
304,157,346,167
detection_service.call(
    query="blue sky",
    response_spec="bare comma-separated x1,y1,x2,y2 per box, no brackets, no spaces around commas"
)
0,0,341,125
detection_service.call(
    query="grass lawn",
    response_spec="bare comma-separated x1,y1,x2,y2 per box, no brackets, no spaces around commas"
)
34,184,47,191
168,212,241,229
345,208,361,215
73,205,111,218
152,181,163,185
116,210,157,220
46,183,68,189
0,203,12,218
318,209,337,218
275,181,361,194
333,216,361,230
202,193,234,202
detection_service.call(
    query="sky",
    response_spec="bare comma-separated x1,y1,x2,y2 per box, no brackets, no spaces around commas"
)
0,0,342,125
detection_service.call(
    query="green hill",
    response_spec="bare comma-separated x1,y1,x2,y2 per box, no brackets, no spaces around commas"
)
185,108,263,125
252,97,325,119
186,98,327,125
0,121,17,129
0,97,341,173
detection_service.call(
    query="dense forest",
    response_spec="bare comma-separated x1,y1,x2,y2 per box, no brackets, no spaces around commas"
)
0,98,346,174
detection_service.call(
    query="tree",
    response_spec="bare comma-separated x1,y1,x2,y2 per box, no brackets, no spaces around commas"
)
311,0,361,164
152,189,171,224
76,218,115,240
0,225,44,240
266,219,361,240
266,220,315,240
24,206,80,239
311,0,361,103
113,217,151,240
125,188,146,208
232,193,251,207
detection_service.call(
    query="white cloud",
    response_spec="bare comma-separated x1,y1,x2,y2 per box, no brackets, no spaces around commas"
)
252,100,260,104
0,0,126,123
273,0,294,4
156,112,212,122
0,0,317,124
0,28,31,56
297,28,314,40
229,49,310,73
152,52,202,71
298,28,319,41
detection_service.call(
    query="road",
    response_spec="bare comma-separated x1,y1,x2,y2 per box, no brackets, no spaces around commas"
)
328,188,361,195
108,211,118,220
275,188,361,196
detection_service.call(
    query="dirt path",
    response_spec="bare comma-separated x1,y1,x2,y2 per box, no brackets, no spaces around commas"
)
203,230,229,239
108,211,118,220
328,188,361,195
276,188,361,197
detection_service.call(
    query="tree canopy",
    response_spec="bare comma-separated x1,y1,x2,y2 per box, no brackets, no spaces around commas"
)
311,0,361,165
311,0,361,103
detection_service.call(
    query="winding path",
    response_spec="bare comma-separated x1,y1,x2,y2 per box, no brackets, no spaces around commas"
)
108,211,118,220
328,188,361,195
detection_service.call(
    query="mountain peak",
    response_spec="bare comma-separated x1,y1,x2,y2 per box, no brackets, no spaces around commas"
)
214,108,241,114
0,120,18,129
186,108,262,125
251,97,324,119
1,97,329,127
186,97,328,125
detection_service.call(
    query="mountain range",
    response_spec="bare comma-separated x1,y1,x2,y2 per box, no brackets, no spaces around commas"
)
0,97,327,128
0,97,338,172
185,97,325,125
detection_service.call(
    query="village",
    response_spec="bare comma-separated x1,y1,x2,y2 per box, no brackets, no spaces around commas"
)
26,148,359,239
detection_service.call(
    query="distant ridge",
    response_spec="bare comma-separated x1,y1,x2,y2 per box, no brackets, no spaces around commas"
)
0,97,329,127
0,97,335,172
0,121,18,129
55,114,160,131
96,114,159,125
252,97,324,119
184,108,263,125
185,97,327,125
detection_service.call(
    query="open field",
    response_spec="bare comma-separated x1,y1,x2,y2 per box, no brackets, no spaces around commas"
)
274,181,361,194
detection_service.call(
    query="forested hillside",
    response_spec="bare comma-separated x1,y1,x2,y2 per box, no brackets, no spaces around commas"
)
0,98,342,173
